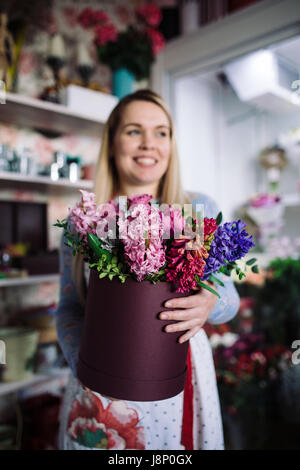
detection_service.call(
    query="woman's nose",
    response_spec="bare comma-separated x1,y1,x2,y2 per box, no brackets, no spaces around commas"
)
139,132,155,149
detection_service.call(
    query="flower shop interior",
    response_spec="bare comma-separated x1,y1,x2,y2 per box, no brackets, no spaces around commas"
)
0,0,299,451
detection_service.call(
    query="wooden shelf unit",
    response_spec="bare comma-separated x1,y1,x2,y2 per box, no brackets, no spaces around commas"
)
0,274,60,288
3,92,106,137
0,171,94,194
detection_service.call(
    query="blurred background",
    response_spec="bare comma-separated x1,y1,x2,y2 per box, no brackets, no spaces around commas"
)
0,0,299,450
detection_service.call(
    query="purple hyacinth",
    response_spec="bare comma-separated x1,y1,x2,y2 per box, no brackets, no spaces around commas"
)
203,220,255,279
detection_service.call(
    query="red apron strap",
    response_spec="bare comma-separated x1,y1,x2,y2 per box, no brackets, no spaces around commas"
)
180,343,194,450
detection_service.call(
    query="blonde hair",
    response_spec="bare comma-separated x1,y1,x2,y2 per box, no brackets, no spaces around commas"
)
71,89,192,306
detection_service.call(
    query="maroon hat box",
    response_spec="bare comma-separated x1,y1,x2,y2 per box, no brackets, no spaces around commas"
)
76,268,192,401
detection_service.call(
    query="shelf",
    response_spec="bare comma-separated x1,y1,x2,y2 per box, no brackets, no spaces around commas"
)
0,367,70,396
0,274,60,287
2,92,106,137
0,171,93,194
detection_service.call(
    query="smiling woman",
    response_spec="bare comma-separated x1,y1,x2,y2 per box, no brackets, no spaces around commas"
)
56,89,240,450
111,100,172,198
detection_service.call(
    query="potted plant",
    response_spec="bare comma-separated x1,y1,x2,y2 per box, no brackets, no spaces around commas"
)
77,4,166,98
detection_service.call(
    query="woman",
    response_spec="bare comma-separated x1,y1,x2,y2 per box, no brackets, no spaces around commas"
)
56,89,240,450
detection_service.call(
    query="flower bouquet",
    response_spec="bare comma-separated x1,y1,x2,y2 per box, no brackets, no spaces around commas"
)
55,191,258,400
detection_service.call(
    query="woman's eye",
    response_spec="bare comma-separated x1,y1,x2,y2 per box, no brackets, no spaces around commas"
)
127,129,168,137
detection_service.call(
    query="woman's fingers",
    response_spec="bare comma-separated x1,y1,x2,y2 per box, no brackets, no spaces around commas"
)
159,308,197,321
164,316,200,333
178,325,201,344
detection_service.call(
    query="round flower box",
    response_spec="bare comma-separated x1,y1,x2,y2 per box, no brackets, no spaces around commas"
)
77,268,191,401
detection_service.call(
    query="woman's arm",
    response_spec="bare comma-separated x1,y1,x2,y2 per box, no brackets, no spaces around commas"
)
55,231,85,377
205,272,240,325
189,191,240,325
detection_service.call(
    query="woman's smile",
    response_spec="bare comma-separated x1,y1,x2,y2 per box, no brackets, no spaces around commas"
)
133,155,158,167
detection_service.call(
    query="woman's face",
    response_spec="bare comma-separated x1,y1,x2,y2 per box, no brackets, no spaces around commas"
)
112,100,171,192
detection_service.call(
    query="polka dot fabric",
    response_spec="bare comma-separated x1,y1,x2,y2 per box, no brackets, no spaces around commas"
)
58,329,224,450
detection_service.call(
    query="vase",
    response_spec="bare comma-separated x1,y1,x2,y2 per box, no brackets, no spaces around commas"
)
0,327,39,382
77,269,192,401
112,68,135,99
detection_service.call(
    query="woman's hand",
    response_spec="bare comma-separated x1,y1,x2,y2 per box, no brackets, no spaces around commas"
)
159,280,218,343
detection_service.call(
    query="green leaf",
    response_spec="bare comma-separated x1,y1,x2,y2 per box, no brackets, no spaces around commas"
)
216,212,223,226
219,265,231,276
197,280,220,298
209,274,224,287
108,273,114,280
53,218,67,228
87,233,112,261
251,265,259,274
99,272,108,278
246,258,257,266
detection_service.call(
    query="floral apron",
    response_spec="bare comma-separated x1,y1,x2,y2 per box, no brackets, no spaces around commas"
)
58,328,224,450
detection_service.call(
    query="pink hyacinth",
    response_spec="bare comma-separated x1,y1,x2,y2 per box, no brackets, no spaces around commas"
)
118,196,166,281
69,190,102,242
123,236,166,282
128,194,153,206
161,205,185,239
